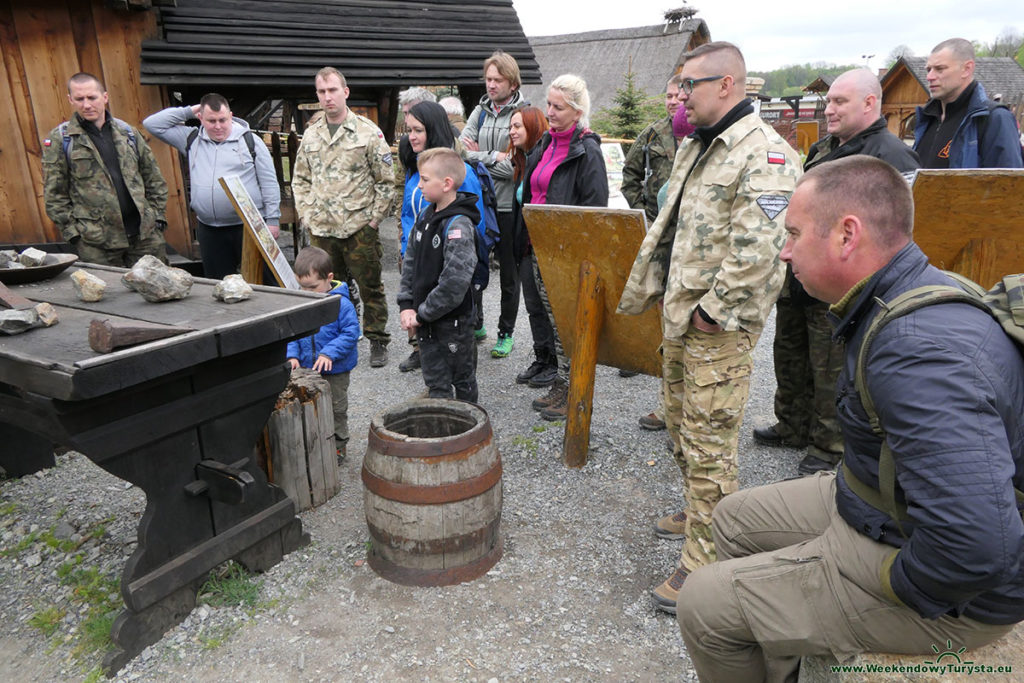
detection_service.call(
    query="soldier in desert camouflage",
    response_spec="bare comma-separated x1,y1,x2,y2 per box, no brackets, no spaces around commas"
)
43,72,168,267
618,42,800,615
292,67,396,368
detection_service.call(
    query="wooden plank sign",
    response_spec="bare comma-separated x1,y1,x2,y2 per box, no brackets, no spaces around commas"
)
522,205,662,466
911,169,1024,288
218,175,300,289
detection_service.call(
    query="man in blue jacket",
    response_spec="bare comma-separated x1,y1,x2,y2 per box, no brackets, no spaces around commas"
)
914,38,1023,169
676,156,1024,681
144,93,281,278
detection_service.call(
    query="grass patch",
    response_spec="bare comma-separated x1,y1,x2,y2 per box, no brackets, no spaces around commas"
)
73,610,117,658
199,561,262,608
0,501,17,516
511,435,538,457
0,530,39,557
198,622,241,651
28,606,66,637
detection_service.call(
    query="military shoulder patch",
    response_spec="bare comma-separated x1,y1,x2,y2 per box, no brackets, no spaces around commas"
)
447,228,462,239
382,152,393,166
756,195,789,220
43,138,52,147
767,151,787,165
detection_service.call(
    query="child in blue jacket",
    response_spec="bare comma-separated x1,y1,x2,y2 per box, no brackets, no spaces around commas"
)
287,246,360,457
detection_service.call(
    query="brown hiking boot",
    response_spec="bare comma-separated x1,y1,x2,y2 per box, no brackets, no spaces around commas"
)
531,380,567,412
638,412,666,431
540,387,569,421
652,566,689,615
653,510,687,540
369,340,388,368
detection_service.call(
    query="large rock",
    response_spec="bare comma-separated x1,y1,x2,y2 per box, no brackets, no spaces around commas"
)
212,274,253,304
70,269,107,302
0,308,39,335
18,247,47,267
121,255,193,303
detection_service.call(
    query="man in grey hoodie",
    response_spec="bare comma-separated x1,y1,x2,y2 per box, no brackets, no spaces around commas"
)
144,93,280,279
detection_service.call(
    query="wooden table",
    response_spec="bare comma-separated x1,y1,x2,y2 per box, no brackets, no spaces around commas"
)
0,263,337,675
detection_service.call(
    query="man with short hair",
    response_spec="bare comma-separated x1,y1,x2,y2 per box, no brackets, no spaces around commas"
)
755,68,920,476
914,37,1023,168
293,67,395,367
43,72,168,266
677,155,1024,681
461,50,527,359
618,42,801,614
398,87,436,115
144,93,280,279
621,75,681,224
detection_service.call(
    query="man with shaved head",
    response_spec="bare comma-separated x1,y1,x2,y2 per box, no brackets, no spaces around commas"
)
914,38,1023,168
619,41,801,614
755,68,919,476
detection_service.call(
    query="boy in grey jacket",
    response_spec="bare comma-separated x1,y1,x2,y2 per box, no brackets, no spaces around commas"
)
144,93,280,278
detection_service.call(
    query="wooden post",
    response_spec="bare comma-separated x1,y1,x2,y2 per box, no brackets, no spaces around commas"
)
240,230,264,284
563,260,605,468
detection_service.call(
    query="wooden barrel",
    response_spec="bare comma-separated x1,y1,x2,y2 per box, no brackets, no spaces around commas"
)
361,399,503,586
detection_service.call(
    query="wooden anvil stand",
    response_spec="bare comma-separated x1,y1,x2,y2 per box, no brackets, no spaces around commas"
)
523,205,661,467
0,264,336,675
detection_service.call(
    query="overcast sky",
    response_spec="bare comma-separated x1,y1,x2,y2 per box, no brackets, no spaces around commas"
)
512,0,1022,72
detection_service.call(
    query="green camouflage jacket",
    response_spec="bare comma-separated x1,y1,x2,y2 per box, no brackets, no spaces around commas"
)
620,116,677,222
42,113,167,249
292,112,395,239
617,112,800,338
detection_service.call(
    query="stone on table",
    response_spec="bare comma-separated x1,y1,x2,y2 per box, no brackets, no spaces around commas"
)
0,250,19,267
70,269,108,302
34,303,59,327
121,255,193,302
18,247,48,267
0,308,39,335
213,274,254,304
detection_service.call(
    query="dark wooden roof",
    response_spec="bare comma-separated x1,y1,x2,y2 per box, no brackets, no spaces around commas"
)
882,56,1024,103
140,0,541,87
522,19,710,114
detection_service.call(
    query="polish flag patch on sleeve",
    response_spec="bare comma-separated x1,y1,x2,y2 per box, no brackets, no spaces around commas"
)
767,152,786,165
447,228,462,239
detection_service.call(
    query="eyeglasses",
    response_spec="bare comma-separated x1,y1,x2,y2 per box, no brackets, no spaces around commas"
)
680,75,725,95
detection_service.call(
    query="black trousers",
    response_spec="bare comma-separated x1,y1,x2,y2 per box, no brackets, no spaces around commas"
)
495,211,521,336
519,250,556,361
417,315,478,402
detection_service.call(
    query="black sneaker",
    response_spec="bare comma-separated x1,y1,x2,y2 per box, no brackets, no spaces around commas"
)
527,365,558,388
399,348,421,372
516,359,547,385
752,424,807,448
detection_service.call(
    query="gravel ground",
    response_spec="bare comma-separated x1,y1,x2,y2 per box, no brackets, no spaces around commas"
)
0,218,805,682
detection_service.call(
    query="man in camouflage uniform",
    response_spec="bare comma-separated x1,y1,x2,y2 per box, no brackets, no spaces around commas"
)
621,75,681,224
618,42,800,615
293,67,395,367
620,74,682,430
755,68,920,475
43,72,168,267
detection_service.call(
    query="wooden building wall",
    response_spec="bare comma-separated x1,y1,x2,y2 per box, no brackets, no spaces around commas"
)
881,65,927,139
0,0,192,256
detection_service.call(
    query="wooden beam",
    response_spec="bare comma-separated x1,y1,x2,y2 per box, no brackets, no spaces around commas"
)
563,261,605,468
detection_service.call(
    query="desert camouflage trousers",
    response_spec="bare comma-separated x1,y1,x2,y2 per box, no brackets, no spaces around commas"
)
662,327,758,572
311,226,390,345
772,296,844,463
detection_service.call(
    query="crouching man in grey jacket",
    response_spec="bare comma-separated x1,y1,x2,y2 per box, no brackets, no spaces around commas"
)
144,93,280,278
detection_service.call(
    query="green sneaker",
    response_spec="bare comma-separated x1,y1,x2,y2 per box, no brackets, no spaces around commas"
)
474,326,487,342
491,333,514,358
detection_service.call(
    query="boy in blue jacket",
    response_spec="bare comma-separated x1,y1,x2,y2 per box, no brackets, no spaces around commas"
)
287,246,360,457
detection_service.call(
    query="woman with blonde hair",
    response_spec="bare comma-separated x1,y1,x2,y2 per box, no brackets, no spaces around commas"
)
519,75,608,419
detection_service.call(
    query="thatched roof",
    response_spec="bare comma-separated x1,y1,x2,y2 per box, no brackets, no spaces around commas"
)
522,19,710,115
883,57,1024,103
140,0,541,88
